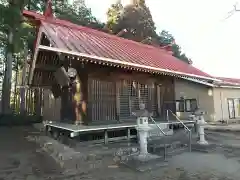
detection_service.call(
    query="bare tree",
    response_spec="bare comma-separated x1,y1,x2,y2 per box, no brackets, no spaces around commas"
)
224,3,240,20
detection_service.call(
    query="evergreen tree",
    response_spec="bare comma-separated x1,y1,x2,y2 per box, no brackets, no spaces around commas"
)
0,0,32,113
106,1,123,33
106,1,191,64
0,0,106,113
107,0,156,42
157,30,191,64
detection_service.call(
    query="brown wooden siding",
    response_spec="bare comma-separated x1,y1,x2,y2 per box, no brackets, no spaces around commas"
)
42,63,176,123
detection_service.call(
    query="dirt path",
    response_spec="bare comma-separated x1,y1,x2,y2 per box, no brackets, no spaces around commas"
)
0,126,63,180
1,126,240,180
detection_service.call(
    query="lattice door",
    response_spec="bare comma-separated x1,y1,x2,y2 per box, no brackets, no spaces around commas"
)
88,78,117,122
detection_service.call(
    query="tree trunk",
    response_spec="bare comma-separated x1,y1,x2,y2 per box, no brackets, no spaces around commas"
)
1,65,7,113
13,58,19,112
2,31,13,114
20,43,28,114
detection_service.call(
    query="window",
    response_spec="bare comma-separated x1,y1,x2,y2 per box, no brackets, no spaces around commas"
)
185,99,198,112
185,100,191,111
190,99,198,111
234,99,240,118
227,98,240,119
176,99,198,112
130,81,137,97
176,100,184,112
238,99,240,117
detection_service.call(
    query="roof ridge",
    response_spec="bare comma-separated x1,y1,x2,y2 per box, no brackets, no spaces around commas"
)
41,19,212,77
41,18,168,53
23,11,176,56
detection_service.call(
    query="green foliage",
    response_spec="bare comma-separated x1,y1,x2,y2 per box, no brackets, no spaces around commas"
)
0,0,32,52
0,0,105,68
0,0,108,113
54,2,105,30
106,0,191,64
157,30,174,46
106,2,123,32
156,30,191,64
107,0,156,42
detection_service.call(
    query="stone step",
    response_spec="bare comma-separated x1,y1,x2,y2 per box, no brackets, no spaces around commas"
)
148,129,190,143
147,129,192,157
191,143,217,153
148,128,173,138
165,147,189,157
148,140,188,153
150,146,189,159
120,153,168,172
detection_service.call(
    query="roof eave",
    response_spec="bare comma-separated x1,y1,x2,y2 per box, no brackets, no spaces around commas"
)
38,45,216,81
180,77,214,87
216,85,240,89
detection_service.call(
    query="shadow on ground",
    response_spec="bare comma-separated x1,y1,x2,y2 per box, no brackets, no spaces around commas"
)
0,126,63,180
1,126,240,180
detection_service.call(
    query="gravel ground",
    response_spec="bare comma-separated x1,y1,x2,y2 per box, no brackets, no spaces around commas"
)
1,126,240,180
0,126,64,180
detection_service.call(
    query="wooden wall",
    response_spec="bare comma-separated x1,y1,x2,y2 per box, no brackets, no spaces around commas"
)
41,63,176,124
85,64,175,123
43,89,61,121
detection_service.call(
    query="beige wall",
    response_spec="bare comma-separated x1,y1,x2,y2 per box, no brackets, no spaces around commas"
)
174,78,214,121
213,88,240,122
43,89,61,121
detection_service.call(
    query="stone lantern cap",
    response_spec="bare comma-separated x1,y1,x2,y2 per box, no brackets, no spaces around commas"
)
193,108,206,116
132,103,152,117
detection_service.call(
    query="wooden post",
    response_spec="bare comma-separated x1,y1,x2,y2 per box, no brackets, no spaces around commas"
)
116,81,120,121
60,86,72,123
127,128,131,140
104,130,108,144
77,64,88,125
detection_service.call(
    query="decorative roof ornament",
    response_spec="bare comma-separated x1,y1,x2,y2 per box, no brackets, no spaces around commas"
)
160,39,175,55
44,0,54,18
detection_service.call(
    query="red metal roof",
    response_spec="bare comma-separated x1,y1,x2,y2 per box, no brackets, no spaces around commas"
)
215,77,240,85
23,10,213,79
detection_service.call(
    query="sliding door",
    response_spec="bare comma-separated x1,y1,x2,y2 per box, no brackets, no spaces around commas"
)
88,78,117,122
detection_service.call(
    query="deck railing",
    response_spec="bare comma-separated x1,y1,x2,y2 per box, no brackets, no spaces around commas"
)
149,116,169,160
167,109,192,152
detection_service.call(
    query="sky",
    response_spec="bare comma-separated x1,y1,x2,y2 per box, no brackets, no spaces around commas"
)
84,0,240,78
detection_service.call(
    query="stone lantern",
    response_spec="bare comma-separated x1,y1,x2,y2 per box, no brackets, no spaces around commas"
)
193,108,208,145
132,103,153,160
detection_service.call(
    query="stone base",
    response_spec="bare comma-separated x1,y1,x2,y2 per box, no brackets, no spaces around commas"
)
197,140,208,145
121,153,168,172
192,143,217,153
133,153,160,162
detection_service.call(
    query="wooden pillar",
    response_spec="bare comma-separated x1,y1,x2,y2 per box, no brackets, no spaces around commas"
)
75,65,88,125
34,88,42,116
154,82,160,117
116,81,120,121
60,86,74,123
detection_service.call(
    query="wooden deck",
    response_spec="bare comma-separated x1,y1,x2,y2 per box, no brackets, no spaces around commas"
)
44,120,195,133
44,120,195,142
